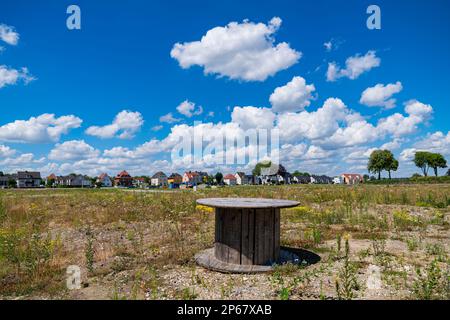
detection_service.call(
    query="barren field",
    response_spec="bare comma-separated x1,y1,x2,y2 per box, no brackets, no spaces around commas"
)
0,184,449,300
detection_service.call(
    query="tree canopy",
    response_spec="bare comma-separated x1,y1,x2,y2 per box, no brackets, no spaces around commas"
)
414,151,447,177
368,149,398,179
214,172,223,184
252,161,272,176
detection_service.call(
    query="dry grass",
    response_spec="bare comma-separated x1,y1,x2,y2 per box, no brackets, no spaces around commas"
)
0,184,449,300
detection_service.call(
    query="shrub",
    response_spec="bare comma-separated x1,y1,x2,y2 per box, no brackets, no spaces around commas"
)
412,259,449,300
393,210,421,230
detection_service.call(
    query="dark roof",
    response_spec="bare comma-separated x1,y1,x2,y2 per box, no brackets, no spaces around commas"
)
152,171,167,179
116,170,132,178
17,171,41,179
169,173,182,178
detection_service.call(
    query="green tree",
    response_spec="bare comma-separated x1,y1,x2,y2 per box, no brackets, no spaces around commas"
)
428,153,447,177
252,161,272,176
368,150,398,180
386,158,399,179
368,150,385,180
46,178,55,188
292,171,310,177
214,172,223,185
8,179,17,188
414,151,431,176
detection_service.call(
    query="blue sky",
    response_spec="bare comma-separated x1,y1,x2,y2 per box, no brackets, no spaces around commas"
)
1,0,449,177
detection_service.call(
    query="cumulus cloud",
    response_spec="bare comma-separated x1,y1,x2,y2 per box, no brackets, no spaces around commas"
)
85,110,144,139
404,99,433,118
276,98,352,143
160,113,181,124
176,100,203,117
0,144,16,157
360,81,403,109
323,38,344,52
231,106,275,130
414,131,450,155
48,140,100,161
0,113,82,143
0,65,35,89
151,125,163,132
326,51,380,81
0,24,19,45
399,148,417,161
381,138,402,150
170,17,301,81
269,76,316,113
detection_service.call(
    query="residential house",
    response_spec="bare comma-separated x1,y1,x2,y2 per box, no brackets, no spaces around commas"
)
168,173,182,189
97,173,113,187
333,176,343,184
183,171,202,185
0,175,9,188
56,174,92,187
259,164,290,185
235,172,254,185
151,172,168,187
16,171,41,188
197,171,209,183
46,173,57,187
311,175,333,184
223,174,237,186
341,173,364,185
114,170,133,187
292,175,310,184
133,177,148,188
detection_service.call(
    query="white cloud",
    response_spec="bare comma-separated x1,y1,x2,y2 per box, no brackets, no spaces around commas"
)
269,76,316,113
85,110,144,139
404,99,433,118
326,51,380,81
381,138,402,150
48,140,100,161
0,144,16,157
0,24,19,45
176,100,203,117
399,148,417,162
360,81,403,109
231,106,275,130
0,113,82,143
170,17,301,81
276,98,351,142
0,153,45,169
303,145,332,160
345,147,377,162
414,131,450,155
377,100,432,137
151,125,163,132
324,41,332,52
0,65,35,89
160,113,181,124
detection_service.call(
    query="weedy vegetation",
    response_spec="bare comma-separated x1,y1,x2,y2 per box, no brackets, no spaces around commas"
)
0,183,448,299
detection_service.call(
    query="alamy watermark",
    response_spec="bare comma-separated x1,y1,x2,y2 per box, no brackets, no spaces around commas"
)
367,5,381,30
66,5,81,30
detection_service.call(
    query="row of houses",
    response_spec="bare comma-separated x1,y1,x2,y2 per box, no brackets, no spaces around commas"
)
0,169,365,189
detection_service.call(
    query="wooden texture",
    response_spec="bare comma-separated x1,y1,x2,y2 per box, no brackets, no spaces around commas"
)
197,198,299,209
214,207,281,265
200,197,298,267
